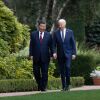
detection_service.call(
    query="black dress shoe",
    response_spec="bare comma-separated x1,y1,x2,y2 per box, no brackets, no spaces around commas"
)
38,88,41,91
38,86,41,91
61,89,65,91
61,87,66,91
40,88,47,92
41,89,46,92
65,86,70,91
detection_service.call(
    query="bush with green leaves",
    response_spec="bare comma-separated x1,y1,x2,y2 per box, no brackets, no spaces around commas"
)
0,0,30,53
0,55,16,79
0,38,10,57
85,21,100,48
0,55,32,79
15,56,33,79
71,42,100,84
0,77,84,93
48,60,56,78
0,54,56,79
71,54,95,84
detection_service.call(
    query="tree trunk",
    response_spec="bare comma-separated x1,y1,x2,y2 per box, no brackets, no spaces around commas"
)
35,1,42,28
52,0,57,20
44,0,51,22
57,0,70,20
50,0,70,33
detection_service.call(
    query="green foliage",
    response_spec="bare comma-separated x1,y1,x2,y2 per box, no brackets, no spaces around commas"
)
47,78,62,90
0,79,37,92
0,1,31,79
71,42,100,84
16,46,29,57
48,60,56,78
4,0,100,44
70,77,85,87
0,77,84,93
0,38,10,57
0,0,30,53
0,55,16,79
68,19,85,42
85,21,100,48
0,53,56,80
0,55,32,79
15,57,33,79
71,54,95,84
96,66,100,71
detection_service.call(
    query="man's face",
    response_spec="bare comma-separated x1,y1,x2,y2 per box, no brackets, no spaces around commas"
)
39,23,46,32
58,22,66,30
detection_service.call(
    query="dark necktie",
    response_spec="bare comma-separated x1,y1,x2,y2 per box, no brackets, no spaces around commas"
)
61,30,64,42
40,32,43,44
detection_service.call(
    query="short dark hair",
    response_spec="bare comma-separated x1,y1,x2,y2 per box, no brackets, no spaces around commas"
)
38,20,46,25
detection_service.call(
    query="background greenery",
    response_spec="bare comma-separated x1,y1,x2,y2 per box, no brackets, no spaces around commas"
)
0,0,100,87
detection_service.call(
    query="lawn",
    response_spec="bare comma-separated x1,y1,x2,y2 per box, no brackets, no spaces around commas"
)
0,90,100,100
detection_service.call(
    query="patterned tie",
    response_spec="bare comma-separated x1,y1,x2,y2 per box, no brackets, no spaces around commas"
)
61,30,64,42
40,32,43,44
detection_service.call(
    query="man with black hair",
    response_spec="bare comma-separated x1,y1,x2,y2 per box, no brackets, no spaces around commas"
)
29,20,53,91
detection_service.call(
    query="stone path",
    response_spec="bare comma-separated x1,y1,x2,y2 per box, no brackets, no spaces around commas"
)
0,85,100,97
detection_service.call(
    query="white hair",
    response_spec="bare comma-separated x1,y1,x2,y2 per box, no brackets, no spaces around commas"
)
58,19,66,25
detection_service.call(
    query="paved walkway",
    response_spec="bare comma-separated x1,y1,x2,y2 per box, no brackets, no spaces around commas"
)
0,85,100,97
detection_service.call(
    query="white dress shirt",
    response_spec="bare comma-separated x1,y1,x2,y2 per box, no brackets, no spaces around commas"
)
39,31,44,39
60,28,66,40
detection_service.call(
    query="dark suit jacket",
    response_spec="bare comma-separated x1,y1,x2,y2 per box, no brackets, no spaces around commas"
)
29,31,53,63
53,29,76,61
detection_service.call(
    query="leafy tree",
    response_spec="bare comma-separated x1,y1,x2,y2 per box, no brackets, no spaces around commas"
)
0,0,30,53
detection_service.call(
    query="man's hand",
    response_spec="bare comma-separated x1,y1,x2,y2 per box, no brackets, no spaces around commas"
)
53,53,57,59
72,55,76,60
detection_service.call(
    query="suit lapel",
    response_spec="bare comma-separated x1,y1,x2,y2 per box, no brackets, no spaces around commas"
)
36,31,40,45
64,29,69,42
42,32,47,43
58,30,63,43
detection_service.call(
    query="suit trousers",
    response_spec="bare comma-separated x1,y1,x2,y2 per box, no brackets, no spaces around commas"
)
58,55,72,89
33,58,49,91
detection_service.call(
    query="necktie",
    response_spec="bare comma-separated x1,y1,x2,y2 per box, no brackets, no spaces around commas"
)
61,30,64,42
40,32,43,44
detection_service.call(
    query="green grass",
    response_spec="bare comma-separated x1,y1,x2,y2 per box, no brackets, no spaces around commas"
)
0,90,100,100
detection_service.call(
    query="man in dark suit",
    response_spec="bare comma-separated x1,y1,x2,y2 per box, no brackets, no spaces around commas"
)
29,20,53,91
53,19,77,91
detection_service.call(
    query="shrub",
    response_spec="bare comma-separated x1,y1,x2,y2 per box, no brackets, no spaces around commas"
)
0,39,10,57
0,79,37,93
71,43,100,84
70,77,85,87
0,56,16,79
71,54,96,84
0,1,30,53
0,77,84,93
85,21,100,49
0,55,32,79
48,60,56,78
15,56,33,79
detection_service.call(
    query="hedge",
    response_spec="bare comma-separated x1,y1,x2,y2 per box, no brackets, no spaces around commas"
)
0,77,84,93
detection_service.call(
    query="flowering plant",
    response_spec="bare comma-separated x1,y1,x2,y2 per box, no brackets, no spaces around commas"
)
90,66,100,78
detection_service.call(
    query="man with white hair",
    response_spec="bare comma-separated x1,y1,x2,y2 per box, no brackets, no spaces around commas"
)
53,19,77,91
